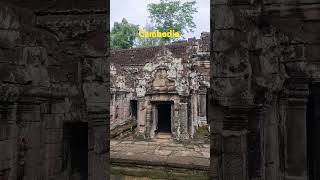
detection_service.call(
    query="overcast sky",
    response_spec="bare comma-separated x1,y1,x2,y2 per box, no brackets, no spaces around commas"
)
110,0,210,39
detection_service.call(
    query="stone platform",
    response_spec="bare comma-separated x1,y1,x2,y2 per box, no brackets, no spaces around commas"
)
110,136,210,171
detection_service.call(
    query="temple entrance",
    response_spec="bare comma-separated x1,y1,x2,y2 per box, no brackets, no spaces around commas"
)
63,122,88,180
130,100,138,121
307,84,320,180
157,103,172,133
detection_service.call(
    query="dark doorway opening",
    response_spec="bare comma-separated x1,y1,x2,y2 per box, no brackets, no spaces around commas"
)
130,100,138,121
63,122,88,180
307,84,320,180
157,103,171,133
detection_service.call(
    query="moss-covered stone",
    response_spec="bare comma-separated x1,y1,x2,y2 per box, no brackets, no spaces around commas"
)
111,165,209,180
111,121,137,139
194,125,209,139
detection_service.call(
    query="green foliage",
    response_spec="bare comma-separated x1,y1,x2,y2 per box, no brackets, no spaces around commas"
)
147,0,197,43
194,125,209,139
111,0,198,49
111,18,139,49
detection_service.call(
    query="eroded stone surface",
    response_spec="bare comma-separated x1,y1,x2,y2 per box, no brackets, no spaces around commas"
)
110,139,209,171
210,0,320,179
0,1,108,180
110,34,210,141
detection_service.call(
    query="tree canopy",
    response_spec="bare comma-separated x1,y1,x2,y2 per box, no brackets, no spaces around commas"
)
111,0,198,49
147,0,197,43
111,18,139,49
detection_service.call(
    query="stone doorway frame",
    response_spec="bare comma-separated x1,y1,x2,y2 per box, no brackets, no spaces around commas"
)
151,101,174,137
138,94,189,140
307,83,320,180
62,121,88,180
130,100,138,121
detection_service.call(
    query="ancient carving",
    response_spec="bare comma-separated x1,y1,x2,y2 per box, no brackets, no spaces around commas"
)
210,0,320,179
0,1,108,180
111,34,210,140
152,69,175,92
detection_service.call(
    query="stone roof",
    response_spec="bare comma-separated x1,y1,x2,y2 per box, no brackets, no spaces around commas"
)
111,43,189,65
111,33,210,65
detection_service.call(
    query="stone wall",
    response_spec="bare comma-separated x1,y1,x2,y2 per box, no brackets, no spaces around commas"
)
110,36,210,140
210,0,320,179
0,1,108,180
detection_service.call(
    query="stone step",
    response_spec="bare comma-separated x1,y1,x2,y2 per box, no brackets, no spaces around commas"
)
156,133,172,139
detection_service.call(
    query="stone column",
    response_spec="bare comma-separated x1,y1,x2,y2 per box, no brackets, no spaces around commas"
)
16,103,44,180
284,84,309,180
90,118,108,180
136,98,146,139
263,102,281,180
190,94,197,136
150,104,157,138
83,82,108,180
145,104,152,139
247,105,279,180
0,103,18,180
221,107,248,180
43,101,65,179
210,104,224,180
210,103,249,180
179,103,189,140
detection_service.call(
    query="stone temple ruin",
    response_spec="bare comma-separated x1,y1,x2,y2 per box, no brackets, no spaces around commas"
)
110,33,210,141
210,0,320,179
0,0,319,179
0,1,108,180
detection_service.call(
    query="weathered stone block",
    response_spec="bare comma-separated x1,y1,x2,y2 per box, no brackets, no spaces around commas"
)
213,6,236,29
0,139,16,161
88,150,94,177
44,143,62,159
0,124,17,141
305,44,320,61
51,102,67,114
17,105,41,122
93,126,108,155
0,1,109,180
81,31,107,57
213,30,246,51
44,129,63,144
44,114,64,129
82,58,108,82
92,153,107,180
83,82,108,100
0,2,35,28
212,0,228,5
44,157,62,177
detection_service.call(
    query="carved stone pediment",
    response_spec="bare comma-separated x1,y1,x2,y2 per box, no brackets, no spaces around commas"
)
151,69,175,92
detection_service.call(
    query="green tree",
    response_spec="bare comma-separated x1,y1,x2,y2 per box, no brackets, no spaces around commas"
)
111,18,139,49
147,0,197,43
